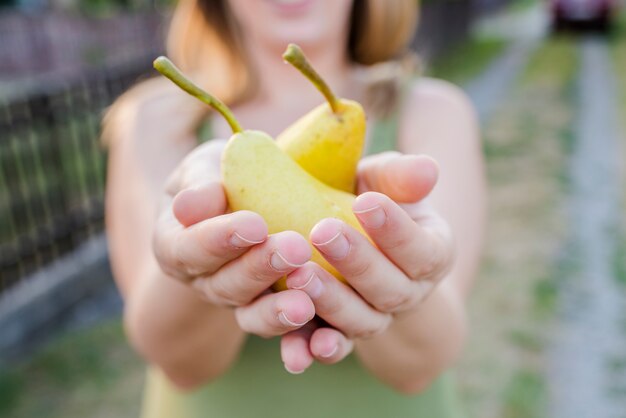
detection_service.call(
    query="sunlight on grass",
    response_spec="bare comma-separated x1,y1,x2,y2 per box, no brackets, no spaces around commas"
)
610,10,626,286
457,37,578,418
610,12,626,132
427,36,508,85
0,321,144,418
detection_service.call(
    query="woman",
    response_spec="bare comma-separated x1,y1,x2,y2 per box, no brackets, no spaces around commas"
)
105,0,486,417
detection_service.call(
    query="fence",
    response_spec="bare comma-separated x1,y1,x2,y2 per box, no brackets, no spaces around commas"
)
0,56,157,294
0,11,163,82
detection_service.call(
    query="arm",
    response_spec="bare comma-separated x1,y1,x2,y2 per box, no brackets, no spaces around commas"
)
279,79,486,393
105,81,246,387
354,79,486,392
106,82,316,388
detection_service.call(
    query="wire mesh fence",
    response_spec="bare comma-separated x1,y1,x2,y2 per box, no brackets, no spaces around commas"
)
0,11,163,81
0,56,156,294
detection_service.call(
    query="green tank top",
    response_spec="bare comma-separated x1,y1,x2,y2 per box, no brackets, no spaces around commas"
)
140,110,464,418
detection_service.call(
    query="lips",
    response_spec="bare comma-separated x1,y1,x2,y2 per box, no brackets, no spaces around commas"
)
265,0,315,16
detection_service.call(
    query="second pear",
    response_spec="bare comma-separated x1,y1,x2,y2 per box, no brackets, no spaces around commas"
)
277,44,366,193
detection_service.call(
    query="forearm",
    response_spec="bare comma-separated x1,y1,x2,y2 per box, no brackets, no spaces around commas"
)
124,261,246,389
354,280,467,394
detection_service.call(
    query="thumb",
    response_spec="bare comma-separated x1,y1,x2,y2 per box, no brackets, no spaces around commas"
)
172,182,227,227
357,152,439,203
166,139,228,227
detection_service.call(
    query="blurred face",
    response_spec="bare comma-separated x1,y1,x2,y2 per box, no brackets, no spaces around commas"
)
226,0,355,50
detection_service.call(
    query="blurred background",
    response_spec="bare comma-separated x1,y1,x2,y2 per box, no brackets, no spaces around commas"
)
1,0,626,416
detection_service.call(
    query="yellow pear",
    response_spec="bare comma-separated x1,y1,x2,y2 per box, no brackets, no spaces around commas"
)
154,56,365,291
277,44,366,193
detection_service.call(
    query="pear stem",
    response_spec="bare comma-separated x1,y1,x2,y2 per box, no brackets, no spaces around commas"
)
283,44,341,114
153,56,243,134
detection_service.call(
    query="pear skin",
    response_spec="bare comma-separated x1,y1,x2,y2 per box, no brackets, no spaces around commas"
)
223,130,365,290
278,44,366,193
276,100,365,193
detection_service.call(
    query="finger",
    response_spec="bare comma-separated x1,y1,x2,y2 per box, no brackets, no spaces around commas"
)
310,218,424,313
281,322,316,374
357,152,439,203
234,290,315,338
173,181,227,227
194,231,311,306
154,210,268,280
286,262,392,337
309,327,354,365
353,192,453,282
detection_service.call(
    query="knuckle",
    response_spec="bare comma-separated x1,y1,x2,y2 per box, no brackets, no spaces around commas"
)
406,247,443,282
348,258,372,281
170,234,192,274
153,235,189,281
196,224,226,260
416,259,438,280
234,310,274,338
164,171,181,197
383,234,413,253
376,293,414,314
350,316,391,340
243,249,279,284
208,280,245,307
314,284,342,316
319,297,343,317
415,280,435,303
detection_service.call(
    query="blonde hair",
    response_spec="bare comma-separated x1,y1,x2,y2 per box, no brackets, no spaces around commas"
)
171,0,418,102
104,0,419,142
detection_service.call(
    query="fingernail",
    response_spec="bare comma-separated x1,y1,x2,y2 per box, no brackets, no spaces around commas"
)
289,273,324,299
270,250,305,272
314,230,350,260
278,311,307,327
230,232,265,248
284,363,305,375
319,344,338,359
354,205,386,229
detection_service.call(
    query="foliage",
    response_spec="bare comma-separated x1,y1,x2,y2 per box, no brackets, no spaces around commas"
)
428,36,507,84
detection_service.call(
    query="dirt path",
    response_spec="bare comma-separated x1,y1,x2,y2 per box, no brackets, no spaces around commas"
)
464,3,547,121
547,36,626,418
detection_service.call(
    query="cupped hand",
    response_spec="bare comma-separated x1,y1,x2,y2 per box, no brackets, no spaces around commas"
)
280,152,454,373
153,139,316,339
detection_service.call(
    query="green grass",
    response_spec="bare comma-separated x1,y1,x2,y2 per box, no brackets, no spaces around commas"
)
508,0,538,13
522,37,579,86
0,321,144,418
613,232,626,286
611,11,626,124
427,36,508,85
532,277,559,317
457,36,578,418
502,371,547,418
609,10,626,286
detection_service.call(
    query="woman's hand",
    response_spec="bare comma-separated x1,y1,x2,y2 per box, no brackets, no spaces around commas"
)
280,152,454,374
153,139,317,339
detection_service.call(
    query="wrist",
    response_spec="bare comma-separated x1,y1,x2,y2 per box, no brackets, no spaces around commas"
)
124,267,244,386
392,280,467,360
353,279,467,393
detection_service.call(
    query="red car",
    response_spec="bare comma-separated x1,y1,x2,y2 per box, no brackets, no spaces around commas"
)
551,0,617,31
